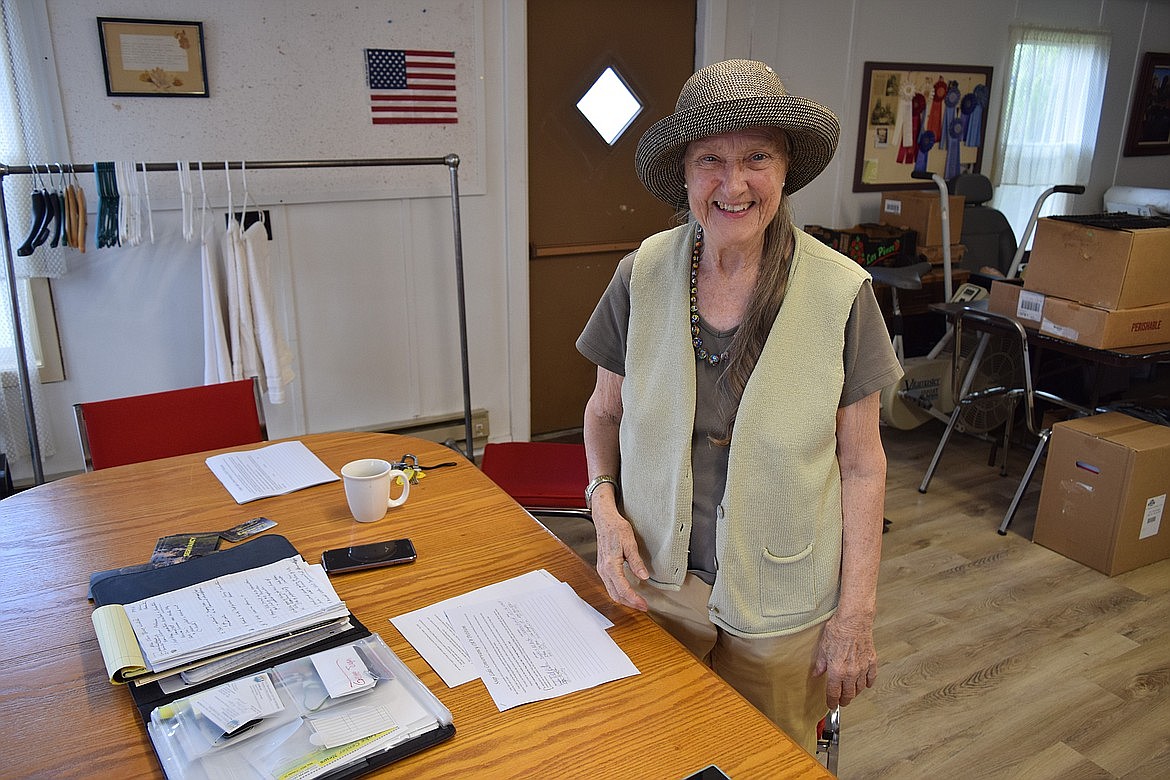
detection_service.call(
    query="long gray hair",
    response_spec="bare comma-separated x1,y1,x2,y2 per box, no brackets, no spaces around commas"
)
681,128,797,445
709,197,794,445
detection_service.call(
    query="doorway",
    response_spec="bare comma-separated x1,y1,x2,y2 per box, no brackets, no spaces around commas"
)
527,0,697,435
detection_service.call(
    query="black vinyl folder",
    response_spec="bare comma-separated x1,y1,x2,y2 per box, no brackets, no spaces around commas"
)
90,535,455,778
91,534,299,608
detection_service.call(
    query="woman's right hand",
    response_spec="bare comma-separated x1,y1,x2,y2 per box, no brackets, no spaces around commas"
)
593,504,649,611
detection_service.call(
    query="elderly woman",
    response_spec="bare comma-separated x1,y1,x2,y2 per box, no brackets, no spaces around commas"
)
576,59,903,752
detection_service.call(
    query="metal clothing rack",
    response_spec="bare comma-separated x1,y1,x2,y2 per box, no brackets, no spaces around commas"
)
0,154,472,485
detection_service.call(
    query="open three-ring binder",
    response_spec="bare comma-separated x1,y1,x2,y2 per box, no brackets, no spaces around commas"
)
90,535,455,779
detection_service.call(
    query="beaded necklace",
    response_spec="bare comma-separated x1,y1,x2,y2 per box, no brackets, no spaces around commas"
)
690,224,729,366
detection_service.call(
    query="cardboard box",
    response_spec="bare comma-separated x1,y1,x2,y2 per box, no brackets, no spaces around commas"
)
804,223,918,267
1024,217,1170,310
1034,412,1170,576
988,279,1170,349
915,243,966,267
880,191,965,247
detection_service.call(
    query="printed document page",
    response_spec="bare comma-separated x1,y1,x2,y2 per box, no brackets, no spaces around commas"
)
390,570,612,688
206,440,339,504
446,580,639,711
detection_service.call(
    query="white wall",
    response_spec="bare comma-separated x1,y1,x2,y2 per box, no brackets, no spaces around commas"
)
16,0,525,482
10,0,1169,483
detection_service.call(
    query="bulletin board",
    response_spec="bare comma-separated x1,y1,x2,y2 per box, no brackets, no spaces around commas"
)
55,0,485,203
853,61,992,192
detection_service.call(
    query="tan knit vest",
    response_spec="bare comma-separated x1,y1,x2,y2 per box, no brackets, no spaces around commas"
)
621,222,868,636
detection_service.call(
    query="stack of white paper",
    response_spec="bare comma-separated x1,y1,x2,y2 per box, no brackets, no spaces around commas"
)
126,556,349,674
391,570,638,711
206,440,340,504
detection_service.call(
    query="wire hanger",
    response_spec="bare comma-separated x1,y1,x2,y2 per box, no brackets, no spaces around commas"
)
198,161,208,240
178,161,194,241
239,159,266,231
139,162,155,244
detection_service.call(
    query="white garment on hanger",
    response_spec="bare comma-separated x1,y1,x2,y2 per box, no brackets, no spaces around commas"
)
240,220,294,403
201,222,232,384
224,217,260,382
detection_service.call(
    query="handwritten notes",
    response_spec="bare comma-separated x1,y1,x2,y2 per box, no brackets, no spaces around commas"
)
125,556,348,671
311,645,377,699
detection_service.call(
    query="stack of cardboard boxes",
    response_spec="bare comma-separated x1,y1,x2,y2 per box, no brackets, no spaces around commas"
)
987,216,1170,349
994,215,1170,575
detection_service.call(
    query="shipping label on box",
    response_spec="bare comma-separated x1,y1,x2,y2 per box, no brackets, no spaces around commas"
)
988,280,1170,349
1141,494,1166,540
879,192,965,247
1024,218,1170,310
1034,412,1170,576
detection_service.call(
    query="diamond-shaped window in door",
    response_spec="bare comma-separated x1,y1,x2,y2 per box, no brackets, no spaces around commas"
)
576,67,643,145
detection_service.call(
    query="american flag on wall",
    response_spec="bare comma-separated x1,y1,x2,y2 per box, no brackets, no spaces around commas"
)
366,48,458,125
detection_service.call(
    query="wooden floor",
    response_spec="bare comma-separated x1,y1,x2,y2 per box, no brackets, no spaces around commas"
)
539,422,1170,779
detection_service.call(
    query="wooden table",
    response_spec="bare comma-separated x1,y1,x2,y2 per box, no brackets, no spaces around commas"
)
0,433,829,779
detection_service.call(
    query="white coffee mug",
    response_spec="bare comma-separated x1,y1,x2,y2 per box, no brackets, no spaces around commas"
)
341,459,411,523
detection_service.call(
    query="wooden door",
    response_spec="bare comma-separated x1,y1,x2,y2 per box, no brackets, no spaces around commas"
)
527,0,696,435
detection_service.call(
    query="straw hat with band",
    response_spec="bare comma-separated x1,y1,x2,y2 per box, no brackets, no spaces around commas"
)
635,59,841,209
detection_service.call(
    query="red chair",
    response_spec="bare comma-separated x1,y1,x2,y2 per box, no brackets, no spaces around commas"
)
74,378,267,471
479,441,591,519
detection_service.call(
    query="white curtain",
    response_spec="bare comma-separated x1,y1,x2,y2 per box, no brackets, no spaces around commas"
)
0,0,63,462
991,26,1111,246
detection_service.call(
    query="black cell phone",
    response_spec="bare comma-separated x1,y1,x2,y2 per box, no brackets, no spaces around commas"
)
320,538,417,574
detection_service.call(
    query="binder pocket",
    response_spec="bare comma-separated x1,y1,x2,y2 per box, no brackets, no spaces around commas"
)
148,634,453,779
273,639,383,716
759,542,817,617
148,670,299,764
272,635,416,750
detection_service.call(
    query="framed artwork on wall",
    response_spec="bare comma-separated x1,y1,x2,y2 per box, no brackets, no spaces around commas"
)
1123,51,1170,157
97,17,209,97
853,61,993,192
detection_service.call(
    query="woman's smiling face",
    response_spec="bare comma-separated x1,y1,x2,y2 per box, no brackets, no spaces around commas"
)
684,128,789,253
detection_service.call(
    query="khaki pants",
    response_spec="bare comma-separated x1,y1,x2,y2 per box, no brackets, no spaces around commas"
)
633,573,827,754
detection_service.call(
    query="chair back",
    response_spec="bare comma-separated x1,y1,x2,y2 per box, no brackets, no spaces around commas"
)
480,441,589,515
950,173,1017,275
75,378,267,470
952,307,1034,428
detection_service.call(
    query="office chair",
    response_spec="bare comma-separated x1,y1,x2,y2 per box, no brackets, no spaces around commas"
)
479,441,592,520
74,377,268,471
949,173,1017,275
918,308,1092,533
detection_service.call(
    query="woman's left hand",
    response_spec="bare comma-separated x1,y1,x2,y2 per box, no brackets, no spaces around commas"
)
812,611,877,710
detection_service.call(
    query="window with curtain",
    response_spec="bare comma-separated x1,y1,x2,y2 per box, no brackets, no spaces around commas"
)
0,0,65,464
991,26,1111,246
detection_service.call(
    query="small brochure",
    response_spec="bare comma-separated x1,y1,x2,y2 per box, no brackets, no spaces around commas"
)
206,441,339,504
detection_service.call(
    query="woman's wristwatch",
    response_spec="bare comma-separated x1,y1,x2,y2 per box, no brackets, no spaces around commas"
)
584,474,618,508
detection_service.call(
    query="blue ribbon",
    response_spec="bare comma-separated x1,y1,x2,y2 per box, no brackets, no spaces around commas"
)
915,131,936,173
940,82,961,152
945,118,965,180
964,84,988,147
